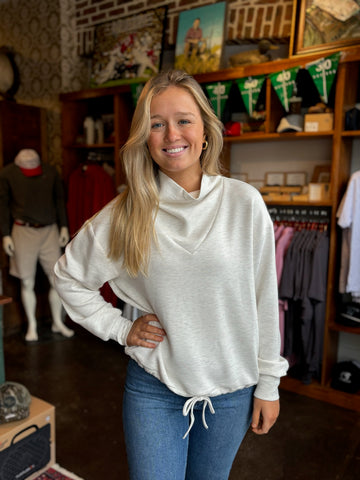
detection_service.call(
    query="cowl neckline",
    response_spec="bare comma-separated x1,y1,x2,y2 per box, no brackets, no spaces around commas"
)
156,171,223,254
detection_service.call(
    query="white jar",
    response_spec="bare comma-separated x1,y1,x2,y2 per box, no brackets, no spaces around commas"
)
83,116,95,144
95,118,104,144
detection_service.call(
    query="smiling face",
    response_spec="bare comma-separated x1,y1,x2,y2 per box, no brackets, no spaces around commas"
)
147,86,205,191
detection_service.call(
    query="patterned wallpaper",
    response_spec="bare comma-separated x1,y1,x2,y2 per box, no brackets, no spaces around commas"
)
0,0,87,170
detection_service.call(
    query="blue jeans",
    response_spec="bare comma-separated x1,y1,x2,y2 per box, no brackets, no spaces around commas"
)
123,359,255,480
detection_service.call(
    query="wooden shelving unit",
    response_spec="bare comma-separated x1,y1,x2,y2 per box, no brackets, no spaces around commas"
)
59,45,360,412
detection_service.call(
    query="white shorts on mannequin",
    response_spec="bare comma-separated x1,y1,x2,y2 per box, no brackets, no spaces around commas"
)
10,223,61,279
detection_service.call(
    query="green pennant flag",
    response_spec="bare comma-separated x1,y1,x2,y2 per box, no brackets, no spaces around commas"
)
130,83,144,106
236,75,266,117
269,66,300,112
205,81,232,118
306,52,341,104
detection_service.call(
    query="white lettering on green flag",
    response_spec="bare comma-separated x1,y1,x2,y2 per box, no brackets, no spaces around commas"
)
236,75,266,117
130,83,144,106
269,67,299,112
306,52,341,104
205,81,232,118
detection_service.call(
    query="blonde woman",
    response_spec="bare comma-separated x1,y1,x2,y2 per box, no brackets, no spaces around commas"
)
54,70,288,480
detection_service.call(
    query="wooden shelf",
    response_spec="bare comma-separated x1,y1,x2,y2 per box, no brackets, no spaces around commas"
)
280,376,360,412
224,131,334,143
329,321,360,336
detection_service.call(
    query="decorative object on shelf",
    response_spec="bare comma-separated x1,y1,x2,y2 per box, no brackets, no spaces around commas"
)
265,172,285,186
311,165,331,183
292,0,360,55
277,114,304,133
305,52,341,104
90,7,167,87
285,172,307,186
228,39,279,67
235,75,266,117
204,81,232,119
174,2,226,74
269,66,300,112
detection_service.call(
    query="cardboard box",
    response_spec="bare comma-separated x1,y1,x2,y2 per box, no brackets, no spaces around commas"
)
304,113,334,132
0,396,55,480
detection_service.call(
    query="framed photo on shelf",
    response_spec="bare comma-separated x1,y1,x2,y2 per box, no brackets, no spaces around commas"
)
265,172,285,186
174,2,227,74
312,165,331,183
291,0,360,56
90,7,167,87
285,172,307,186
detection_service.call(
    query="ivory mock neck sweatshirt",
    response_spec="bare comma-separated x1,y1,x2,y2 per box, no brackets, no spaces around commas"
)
53,172,288,402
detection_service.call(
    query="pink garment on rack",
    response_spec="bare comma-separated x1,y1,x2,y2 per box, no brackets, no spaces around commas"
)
274,226,294,355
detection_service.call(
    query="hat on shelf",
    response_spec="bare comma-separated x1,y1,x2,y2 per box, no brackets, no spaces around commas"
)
14,149,42,177
0,381,32,424
276,114,304,133
331,361,360,394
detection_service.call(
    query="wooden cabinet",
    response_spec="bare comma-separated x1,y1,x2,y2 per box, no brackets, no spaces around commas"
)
60,86,133,187
60,46,360,411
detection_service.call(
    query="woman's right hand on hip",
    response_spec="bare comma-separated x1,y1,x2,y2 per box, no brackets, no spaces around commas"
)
126,314,166,348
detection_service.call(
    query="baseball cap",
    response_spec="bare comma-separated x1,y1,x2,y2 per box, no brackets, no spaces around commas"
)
14,149,42,177
331,361,360,394
0,381,32,424
276,114,304,133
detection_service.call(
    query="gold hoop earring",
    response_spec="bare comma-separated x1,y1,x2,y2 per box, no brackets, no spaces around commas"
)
202,140,208,150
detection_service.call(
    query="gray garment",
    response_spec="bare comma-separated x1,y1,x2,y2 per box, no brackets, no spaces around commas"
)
0,163,68,237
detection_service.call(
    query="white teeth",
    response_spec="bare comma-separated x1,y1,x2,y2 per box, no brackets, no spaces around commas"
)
166,147,184,153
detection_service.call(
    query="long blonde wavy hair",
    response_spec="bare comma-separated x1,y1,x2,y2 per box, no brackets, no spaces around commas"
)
109,70,224,276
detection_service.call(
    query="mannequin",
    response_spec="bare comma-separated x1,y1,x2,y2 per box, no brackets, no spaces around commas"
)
0,149,74,341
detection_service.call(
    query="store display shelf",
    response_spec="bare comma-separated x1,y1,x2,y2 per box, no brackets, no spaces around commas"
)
224,131,334,143
341,130,360,137
280,376,360,412
329,321,360,336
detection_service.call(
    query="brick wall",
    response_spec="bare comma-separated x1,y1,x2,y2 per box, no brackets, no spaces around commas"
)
75,0,294,56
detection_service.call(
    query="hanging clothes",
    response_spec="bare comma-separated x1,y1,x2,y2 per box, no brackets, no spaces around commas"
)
67,162,118,305
67,163,117,236
270,206,330,384
337,170,360,299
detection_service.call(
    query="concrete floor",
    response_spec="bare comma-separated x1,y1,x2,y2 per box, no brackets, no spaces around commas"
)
3,321,360,480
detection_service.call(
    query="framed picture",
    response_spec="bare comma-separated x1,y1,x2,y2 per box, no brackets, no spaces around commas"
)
90,7,167,87
311,165,331,183
285,172,307,186
265,172,285,186
291,0,360,56
174,2,227,75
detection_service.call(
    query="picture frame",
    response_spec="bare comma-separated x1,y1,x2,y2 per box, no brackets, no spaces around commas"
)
285,172,307,186
291,0,360,56
265,172,285,186
90,7,167,87
311,165,331,183
174,2,227,75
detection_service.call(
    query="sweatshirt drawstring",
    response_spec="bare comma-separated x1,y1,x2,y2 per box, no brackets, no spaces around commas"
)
182,396,215,439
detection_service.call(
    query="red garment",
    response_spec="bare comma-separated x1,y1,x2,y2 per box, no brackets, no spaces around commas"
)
67,164,117,236
67,163,118,305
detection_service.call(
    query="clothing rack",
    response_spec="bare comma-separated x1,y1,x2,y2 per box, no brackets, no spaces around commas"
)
267,205,331,225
